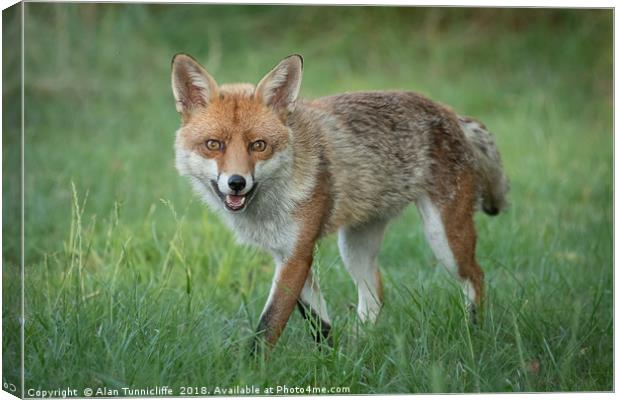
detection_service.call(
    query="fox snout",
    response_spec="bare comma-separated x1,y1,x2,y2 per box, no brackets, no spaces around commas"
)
228,175,246,191
210,171,258,212
215,172,255,196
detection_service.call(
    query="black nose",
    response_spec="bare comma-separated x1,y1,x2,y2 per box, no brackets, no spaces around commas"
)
228,175,246,191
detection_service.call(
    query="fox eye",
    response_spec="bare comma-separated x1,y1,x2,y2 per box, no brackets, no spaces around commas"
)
205,139,223,151
250,140,267,152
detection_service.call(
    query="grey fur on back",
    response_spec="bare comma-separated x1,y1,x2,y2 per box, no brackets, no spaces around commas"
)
297,91,507,229
313,91,437,226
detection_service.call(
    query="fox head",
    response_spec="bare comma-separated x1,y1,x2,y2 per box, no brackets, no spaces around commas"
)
171,54,303,213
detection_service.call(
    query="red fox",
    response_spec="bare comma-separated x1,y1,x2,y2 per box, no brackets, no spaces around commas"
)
171,54,508,350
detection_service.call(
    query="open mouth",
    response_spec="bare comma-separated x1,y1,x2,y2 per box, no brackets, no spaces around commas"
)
210,180,258,212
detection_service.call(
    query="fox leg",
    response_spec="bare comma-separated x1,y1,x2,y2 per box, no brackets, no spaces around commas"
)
251,171,332,354
338,219,388,323
297,269,332,344
252,251,314,354
416,172,484,319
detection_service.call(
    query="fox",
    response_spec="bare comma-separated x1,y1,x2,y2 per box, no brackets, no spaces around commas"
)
171,53,508,350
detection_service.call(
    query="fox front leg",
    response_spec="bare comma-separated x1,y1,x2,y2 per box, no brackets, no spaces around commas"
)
251,252,313,356
250,175,330,356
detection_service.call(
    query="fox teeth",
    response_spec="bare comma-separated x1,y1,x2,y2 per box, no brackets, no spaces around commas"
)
225,195,245,207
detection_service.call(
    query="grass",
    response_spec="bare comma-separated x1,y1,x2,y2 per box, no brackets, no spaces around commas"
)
2,4,612,394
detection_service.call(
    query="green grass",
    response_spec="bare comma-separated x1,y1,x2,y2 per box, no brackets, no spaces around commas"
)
2,4,612,394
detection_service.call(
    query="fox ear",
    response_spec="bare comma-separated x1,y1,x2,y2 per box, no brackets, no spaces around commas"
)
171,54,218,121
255,54,303,113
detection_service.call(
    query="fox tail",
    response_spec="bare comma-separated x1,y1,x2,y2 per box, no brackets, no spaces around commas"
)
458,116,509,216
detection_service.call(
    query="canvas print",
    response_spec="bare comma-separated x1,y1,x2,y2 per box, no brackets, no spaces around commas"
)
2,2,613,397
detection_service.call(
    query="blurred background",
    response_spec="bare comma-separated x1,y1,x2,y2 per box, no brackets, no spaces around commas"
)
2,3,613,393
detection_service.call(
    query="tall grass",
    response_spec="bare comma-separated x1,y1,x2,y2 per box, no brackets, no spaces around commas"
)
2,4,612,393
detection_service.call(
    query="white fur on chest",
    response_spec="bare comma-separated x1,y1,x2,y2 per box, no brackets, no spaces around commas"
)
224,209,299,260
183,173,299,259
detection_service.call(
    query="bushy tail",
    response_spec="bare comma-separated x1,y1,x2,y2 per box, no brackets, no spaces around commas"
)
458,116,509,216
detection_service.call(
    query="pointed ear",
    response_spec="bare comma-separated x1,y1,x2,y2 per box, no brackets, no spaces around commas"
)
171,54,218,121
255,54,303,113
